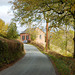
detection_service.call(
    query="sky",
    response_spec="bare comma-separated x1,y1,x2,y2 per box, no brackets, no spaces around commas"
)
0,0,26,34
0,0,46,34
0,0,13,23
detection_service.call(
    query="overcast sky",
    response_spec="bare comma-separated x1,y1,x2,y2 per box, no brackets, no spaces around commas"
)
0,0,46,33
0,0,13,23
0,0,26,33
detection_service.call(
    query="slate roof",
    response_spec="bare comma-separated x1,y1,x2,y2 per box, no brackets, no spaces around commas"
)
20,27,45,34
21,30,27,34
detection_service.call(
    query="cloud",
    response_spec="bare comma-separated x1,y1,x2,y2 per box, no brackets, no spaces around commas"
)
0,5,13,23
0,0,13,6
0,0,26,33
0,0,14,23
0,4,25,33
17,26,27,34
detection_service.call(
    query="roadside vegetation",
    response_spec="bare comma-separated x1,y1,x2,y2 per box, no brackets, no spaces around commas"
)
47,51,75,75
31,42,75,75
0,19,25,70
48,28,74,57
0,0,75,74
11,0,75,58
0,19,18,39
25,28,38,41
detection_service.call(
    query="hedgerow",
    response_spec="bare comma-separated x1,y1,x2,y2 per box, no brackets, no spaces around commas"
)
0,38,25,68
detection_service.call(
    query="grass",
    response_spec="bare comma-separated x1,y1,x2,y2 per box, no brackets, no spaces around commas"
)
50,44,73,57
48,53,71,75
47,51,75,75
0,36,4,38
31,43,75,75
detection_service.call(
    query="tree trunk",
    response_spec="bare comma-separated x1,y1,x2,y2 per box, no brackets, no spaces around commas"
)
73,17,75,58
65,25,67,55
48,28,51,50
46,22,48,52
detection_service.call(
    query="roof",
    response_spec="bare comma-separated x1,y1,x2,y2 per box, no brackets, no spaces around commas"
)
20,28,32,34
20,27,45,34
36,27,45,34
21,30,27,34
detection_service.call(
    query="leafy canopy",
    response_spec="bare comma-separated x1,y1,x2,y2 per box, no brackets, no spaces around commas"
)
25,28,38,41
11,0,75,26
7,22,18,39
0,19,8,37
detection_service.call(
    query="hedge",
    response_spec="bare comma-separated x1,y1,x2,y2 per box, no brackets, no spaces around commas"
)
30,41,45,51
0,38,25,68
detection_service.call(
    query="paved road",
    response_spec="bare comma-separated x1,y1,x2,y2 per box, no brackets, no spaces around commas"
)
0,44,56,75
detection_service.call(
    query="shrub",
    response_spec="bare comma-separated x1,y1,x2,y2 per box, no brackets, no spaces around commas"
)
0,38,25,68
0,40,9,67
28,39,31,43
30,41,45,51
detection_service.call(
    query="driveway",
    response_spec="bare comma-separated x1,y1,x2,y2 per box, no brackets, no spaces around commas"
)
0,44,56,75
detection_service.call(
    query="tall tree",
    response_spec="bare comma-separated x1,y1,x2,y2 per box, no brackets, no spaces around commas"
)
0,19,8,37
7,22,18,39
25,28,38,41
11,0,75,58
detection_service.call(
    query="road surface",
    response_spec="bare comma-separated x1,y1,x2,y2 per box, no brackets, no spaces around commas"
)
0,44,56,75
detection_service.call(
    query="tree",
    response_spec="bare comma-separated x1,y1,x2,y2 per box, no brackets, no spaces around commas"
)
11,0,75,57
0,19,8,37
25,28,38,41
7,22,18,39
50,29,74,55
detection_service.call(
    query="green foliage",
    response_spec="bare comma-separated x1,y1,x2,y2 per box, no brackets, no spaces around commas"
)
0,19,18,39
17,36,20,40
0,19,8,38
0,38,25,68
26,28,38,41
0,40,9,67
11,0,75,58
49,29,74,55
47,51,75,75
31,41,45,51
32,41,75,75
49,54,71,75
11,0,75,25
7,22,18,39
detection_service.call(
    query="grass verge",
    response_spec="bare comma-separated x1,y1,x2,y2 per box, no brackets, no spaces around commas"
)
31,43,75,75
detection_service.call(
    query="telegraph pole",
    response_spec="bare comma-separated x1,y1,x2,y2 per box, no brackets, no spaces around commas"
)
46,22,48,52
46,14,49,52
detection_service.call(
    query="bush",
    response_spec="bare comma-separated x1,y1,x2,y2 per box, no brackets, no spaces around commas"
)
0,38,25,68
28,39,31,43
30,41,45,51
7,22,18,39
0,40,9,67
